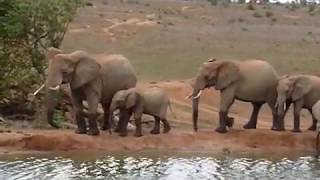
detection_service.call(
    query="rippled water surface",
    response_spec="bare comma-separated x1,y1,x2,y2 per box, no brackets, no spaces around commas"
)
0,152,320,180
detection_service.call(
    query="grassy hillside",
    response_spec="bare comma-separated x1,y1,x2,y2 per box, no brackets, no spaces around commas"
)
62,0,320,80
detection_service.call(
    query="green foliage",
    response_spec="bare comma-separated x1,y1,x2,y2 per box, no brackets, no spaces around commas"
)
0,0,83,105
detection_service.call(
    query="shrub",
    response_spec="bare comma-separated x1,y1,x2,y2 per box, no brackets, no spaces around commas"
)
265,11,273,18
238,17,245,22
0,0,83,107
247,3,255,10
207,0,218,6
308,3,316,12
253,12,262,18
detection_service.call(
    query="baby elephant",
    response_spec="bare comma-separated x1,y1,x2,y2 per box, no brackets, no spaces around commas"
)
110,87,172,137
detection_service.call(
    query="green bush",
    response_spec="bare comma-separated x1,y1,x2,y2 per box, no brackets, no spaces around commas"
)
0,0,83,106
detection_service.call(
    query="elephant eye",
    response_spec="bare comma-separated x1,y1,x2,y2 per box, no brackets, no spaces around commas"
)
62,70,68,76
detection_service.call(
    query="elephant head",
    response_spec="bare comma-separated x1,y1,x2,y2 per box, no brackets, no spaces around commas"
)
46,47,101,128
189,59,240,131
110,88,139,112
276,75,312,118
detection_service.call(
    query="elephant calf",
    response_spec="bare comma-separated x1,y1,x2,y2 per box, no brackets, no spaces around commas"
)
110,87,172,137
276,74,320,132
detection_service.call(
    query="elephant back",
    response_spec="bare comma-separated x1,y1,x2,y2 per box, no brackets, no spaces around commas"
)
96,54,137,101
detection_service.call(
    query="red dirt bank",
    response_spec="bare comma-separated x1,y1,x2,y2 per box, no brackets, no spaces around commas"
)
0,129,316,155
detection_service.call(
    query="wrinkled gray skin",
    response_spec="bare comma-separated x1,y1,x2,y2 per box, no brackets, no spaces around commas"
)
110,87,171,137
46,47,137,136
276,75,320,132
191,59,279,133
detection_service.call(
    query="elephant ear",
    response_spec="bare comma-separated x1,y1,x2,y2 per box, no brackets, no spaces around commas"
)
216,61,240,90
70,51,101,89
291,77,312,101
126,91,137,109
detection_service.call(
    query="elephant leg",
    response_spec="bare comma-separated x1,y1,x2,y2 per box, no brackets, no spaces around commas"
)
134,117,142,137
243,102,263,129
216,88,235,133
150,116,161,134
308,108,317,131
71,92,87,134
161,118,171,133
292,100,303,133
317,132,320,152
85,93,100,136
101,103,112,131
119,108,131,137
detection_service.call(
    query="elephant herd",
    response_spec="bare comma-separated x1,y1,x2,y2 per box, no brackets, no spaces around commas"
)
45,47,320,137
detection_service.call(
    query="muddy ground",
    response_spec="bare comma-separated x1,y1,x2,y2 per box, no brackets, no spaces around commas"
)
0,81,317,155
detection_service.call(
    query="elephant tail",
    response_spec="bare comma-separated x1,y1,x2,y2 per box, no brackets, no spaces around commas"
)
168,100,177,119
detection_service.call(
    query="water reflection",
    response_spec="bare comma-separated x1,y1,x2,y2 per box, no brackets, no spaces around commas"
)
0,154,320,180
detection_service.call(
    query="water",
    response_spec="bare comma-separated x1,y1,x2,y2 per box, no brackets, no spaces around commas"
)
0,152,320,180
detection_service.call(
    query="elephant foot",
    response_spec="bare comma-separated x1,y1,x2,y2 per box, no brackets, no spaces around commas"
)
271,127,285,131
75,128,87,134
291,129,301,133
163,126,171,133
134,133,143,137
150,129,160,134
101,125,111,131
215,127,227,133
226,117,234,128
308,125,316,131
243,122,256,129
87,129,100,136
119,132,128,137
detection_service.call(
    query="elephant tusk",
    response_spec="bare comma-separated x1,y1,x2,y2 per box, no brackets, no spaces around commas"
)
49,85,60,91
33,84,45,96
192,90,202,99
185,95,192,100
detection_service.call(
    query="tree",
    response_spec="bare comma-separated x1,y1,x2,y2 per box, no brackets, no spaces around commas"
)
0,0,83,111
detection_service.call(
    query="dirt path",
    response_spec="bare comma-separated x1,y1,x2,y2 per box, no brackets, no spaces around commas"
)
0,80,317,155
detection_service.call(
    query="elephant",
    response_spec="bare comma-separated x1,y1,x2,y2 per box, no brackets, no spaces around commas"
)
46,47,137,136
312,100,320,151
109,87,171,137
276,74,320,132
188,58,280,133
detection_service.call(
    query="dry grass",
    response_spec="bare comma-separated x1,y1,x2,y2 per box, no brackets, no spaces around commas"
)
62,0,320,80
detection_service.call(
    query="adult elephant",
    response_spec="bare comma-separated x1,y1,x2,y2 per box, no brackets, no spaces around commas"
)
276,75,320,132
188,58,279,133
46,47,137,136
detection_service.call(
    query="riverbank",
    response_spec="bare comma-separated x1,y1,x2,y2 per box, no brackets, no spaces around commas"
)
0,128,316,156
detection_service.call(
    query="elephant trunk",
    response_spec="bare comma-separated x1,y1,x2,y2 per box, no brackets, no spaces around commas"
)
275,95,287,129
276,96,286,118
192,89,201,132
46,89,60,128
